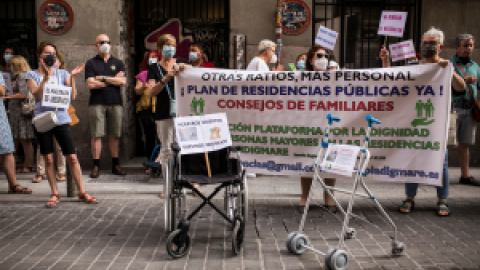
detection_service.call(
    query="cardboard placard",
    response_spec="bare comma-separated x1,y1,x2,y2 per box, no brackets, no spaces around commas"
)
42,84,72,109
378,11,408,38
389,40,416,62
315,25,338,51
174,113,232,155
321,144,361,177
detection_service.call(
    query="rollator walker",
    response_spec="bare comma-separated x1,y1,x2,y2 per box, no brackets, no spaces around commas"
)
286,114,405,270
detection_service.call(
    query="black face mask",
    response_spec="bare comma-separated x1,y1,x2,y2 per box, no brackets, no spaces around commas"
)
421,45,438,59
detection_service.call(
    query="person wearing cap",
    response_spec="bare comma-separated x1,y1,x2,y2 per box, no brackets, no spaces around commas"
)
246,39,284,71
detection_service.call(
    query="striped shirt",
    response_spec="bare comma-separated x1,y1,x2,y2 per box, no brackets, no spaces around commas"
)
26,69,71,125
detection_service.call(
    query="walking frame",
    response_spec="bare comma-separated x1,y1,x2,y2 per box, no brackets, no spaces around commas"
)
286,114,406,270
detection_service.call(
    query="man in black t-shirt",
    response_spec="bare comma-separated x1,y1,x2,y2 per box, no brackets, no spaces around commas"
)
85,34,127,178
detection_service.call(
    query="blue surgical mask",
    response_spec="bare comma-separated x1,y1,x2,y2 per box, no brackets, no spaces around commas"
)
148,58,157,65
4,54,13,63
189,52,199,62
162,46,175,58
296,60,306,70
407,60,419,66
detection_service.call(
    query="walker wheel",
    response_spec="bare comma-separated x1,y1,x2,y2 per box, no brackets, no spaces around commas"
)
344,227,356,240
286,231,299,253
392,241,406,256
289,233,308,255
325,249,349,270
166,229,191,259
232,218,245,255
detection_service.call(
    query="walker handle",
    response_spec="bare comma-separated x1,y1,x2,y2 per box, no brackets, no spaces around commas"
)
327,114,341,125
366,114,381,127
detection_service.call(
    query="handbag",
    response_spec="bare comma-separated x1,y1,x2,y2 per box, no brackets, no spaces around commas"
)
456,64,480,122
68,105,79,126
156,64,176,117
21,90,35,116
33,69,62,132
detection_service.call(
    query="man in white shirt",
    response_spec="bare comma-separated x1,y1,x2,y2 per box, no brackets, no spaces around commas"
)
246,40,284,71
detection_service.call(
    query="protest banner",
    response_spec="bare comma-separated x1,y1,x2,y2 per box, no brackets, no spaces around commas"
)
174,113,232,155
42,84,72,109
389,40,416,62
176,64,453,186
378,11,408,38
315,26,338,50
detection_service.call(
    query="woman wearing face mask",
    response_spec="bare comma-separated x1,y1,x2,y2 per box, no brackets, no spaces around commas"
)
298,45,337,214
296,53,307,71
147,34,190,189
6,56,36,174
136,50,161,176
1,46,15,73
26,41,96,208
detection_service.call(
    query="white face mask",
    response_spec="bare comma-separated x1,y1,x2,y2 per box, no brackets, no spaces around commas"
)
270,54,278,64
314,58,328,71
99,43,111,54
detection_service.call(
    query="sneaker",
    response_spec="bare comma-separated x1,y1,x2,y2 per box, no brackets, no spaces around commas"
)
246,173,256,178
459,176,480,186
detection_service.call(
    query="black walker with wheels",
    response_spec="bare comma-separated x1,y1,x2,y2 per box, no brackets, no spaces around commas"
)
164,144,248,258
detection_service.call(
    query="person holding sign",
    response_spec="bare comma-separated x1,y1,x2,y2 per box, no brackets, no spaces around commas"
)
298,45,337,214
451,34,480,187
0,68,32,194
26,41,96,208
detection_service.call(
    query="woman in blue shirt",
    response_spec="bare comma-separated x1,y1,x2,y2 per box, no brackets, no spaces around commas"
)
27,41,95,208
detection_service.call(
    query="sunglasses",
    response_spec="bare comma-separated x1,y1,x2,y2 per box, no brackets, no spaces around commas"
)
316,53,329,59
98,41,111,45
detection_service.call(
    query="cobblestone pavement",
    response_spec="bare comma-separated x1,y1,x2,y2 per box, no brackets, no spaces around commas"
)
0,169,480,270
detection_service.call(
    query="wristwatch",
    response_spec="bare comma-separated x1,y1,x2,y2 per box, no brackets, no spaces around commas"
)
102,76,107,82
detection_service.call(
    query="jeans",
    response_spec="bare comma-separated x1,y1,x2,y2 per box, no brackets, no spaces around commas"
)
405,150,449,199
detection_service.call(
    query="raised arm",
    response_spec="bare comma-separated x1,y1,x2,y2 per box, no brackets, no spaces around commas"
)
67,64,85,100
380,45,391,68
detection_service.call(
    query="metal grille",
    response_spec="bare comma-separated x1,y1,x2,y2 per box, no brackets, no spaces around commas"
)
0,0,37,68
313,0,422,69
135,0,230,70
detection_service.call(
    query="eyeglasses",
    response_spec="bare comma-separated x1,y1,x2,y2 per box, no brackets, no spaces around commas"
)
98,41,111,45
316,53,329,59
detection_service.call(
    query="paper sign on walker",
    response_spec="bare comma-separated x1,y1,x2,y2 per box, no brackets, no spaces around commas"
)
321,145,361,177
315,26,338,51
42,84,72,109
378,11,407,37
389,40,416,62
174,113,232,155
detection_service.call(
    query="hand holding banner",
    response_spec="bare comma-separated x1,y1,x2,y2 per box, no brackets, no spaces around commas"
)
378,11,408,38
315,26,338,50
389,40,416,62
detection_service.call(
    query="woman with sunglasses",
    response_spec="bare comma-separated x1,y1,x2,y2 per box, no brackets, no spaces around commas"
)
27,41,97,208
298,45,338,213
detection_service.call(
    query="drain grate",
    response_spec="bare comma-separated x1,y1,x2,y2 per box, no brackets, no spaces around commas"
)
88,174,150,183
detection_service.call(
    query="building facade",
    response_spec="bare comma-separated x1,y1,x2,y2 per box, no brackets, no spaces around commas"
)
1,0,479,168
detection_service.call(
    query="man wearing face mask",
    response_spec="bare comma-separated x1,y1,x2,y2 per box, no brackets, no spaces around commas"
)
85,34,127,178
450,34,480,186
246,40,284,71
189,42,215,68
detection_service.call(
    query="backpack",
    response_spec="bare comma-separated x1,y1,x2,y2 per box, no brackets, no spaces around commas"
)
21,90,35,116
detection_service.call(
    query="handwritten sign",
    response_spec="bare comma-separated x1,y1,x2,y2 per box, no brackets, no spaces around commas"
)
389,40,416,62
174,113,232,155
321,144,361,177
42,84,72,109
378,11,408,38
315,26,338,50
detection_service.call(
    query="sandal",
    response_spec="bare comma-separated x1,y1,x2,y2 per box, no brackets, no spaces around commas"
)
56,174,66,181
436,201,451,217
78,192,98,204
8,185,32,194
32,174,44,183
399,199,415,213
46,194,60,208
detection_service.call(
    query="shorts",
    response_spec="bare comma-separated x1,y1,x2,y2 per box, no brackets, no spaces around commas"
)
89,105,123,138
455,108,477,145
34,124,76,156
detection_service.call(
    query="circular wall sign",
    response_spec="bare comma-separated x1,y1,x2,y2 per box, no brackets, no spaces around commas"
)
281,0,311,35
282,0,311,35
39,0,74,35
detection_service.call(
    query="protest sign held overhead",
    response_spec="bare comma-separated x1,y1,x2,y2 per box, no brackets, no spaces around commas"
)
315,25,338,50
378,11,408,38
389,40,416,62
